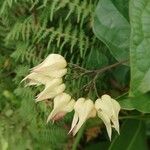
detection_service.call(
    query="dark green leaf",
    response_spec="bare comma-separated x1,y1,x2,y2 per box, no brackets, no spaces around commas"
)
109,120,148,150
93,0,130,62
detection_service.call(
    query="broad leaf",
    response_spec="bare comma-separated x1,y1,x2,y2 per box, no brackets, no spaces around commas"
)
93,0,130,62
108,120,148,150
119,94,150,113
129,0,150,95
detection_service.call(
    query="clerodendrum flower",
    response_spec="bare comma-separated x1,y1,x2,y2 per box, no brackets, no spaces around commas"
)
31,54,67,77
95,94,121,140
69,98,96,136
47,93,75,122
22,53,122,140
22,54,67,101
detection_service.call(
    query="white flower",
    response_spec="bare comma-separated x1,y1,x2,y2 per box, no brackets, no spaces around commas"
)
69,98,96,136
36,81,66,102
22,54,67,86
47,93,75,122
31,54,67,77
95,94,121,140
22,54,68,102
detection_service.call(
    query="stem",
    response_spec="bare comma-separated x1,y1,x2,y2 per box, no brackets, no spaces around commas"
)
72,124,86,150
69,60,128,97
68,63,88,72
69,60,128,78
92,59,128,74
93,73,100,98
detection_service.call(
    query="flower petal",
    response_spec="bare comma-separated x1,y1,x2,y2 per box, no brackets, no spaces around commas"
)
36,83,65,102
33,68,67,78
98,111,112,140
69,112,79,134
32,54,67,71
21,72,50,86
111,99,120,134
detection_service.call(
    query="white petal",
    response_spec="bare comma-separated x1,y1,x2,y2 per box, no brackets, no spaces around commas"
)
33,68,67,78
69,112,79,134
36,83,65,102
98,111,112,140
111,99,121,116
111,99,120,134
63,99,75,112
111,119,120,134
32,54,67,71
100,95,114,118
21,72,50,86
53,93,71,109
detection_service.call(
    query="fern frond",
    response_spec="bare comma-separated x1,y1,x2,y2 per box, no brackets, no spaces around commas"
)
33,23,89,58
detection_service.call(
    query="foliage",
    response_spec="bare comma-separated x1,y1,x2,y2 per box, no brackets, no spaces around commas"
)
93,0,130,62
0,0,150,149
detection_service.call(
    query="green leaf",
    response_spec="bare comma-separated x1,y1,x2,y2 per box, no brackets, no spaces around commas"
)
129,0,150,96
139,69,150,93
93,0,130,62
86,48,108,69
111,0,129,21
119,94,150,113
109,120,148,150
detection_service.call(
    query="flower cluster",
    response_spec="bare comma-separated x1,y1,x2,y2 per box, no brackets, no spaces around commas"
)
22,54,67,102
23,54,121,140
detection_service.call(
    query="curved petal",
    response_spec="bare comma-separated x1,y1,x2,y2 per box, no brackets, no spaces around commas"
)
98,111,112,140
34,68,67,78
32,54,67,71
69,112,79,134
21,72,50,86
36,83,65,102
111,99,120,134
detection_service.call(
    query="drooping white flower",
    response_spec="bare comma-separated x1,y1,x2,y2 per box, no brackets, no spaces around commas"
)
22,54,68,102
22,54,67,85
32,54,67,75
36,82,66,102
95,94,121,140
69,98,96,136
47,93,75,122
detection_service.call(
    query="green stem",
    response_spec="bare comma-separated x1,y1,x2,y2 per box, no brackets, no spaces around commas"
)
72,124,86,150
